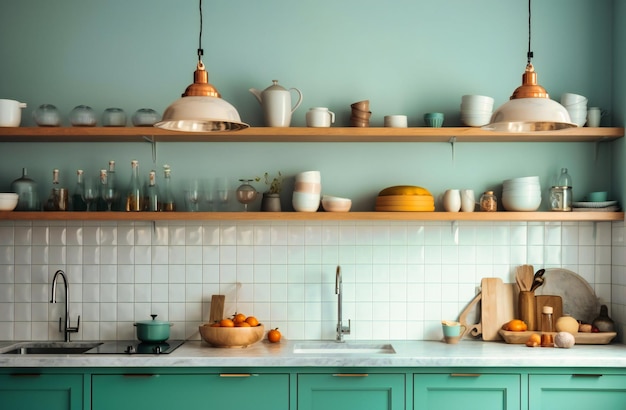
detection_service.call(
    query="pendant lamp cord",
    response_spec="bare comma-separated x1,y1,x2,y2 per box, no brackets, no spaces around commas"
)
197,0,204,61
527,0,533,64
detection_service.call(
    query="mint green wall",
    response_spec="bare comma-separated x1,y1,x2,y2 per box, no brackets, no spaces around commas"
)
0,0,618,210
612,0,625,206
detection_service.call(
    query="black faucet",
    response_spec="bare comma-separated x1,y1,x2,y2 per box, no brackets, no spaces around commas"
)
50,270,80,342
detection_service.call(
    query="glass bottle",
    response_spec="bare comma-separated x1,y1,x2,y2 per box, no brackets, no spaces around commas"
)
556,168,573,211
160,164,176,212
45,169,69,211
540,305,554,347
125,160,143,212
479,191,497,212
11,168,40,211
106,160,118,211
72,169,87,211
146,170,159,212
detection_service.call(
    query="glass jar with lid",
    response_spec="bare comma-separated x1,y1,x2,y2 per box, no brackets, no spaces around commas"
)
480,191,497,212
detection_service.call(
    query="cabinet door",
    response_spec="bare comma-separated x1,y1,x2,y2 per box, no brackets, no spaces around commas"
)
92,373,288,410
413,373,521,410
529,374,626,410
0,373,83,410
298,373,405,410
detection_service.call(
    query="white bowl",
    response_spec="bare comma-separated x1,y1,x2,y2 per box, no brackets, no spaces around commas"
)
295,171,321,183
292,191,320,212
461,114,492,127
461,95,494,105
503,176,540,184
321,196,352,212
561,93,587,105
0,193,19,211
501,194,541,211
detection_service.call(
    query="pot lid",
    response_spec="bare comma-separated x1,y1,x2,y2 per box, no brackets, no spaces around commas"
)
135,314,171,326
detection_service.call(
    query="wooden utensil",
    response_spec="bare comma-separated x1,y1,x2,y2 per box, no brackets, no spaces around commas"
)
518,291,537,331
481,278,518,341
209,295,225,324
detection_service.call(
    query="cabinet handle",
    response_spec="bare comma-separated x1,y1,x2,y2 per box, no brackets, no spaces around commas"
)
10,373,41,377
219,373,258,377
572,374,603,378
332,374,369,377
123,374,158,378
450,373,481,377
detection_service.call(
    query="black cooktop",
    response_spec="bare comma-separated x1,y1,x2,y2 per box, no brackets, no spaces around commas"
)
85,340,185,355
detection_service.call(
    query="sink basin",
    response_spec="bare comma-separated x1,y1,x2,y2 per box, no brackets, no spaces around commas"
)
1,342,102,355
293,342,395,355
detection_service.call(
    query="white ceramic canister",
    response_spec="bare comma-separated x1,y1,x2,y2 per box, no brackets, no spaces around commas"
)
306,107,335,127
443,189,461,212
0,99,27,127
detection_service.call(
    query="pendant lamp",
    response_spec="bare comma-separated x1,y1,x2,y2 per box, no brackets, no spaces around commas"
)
155,0,248,132
483,0,576,132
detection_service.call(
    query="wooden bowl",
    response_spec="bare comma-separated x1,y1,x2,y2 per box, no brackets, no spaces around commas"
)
199,324,265,348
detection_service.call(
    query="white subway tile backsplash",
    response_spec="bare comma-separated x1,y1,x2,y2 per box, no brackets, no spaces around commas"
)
0,220,623,342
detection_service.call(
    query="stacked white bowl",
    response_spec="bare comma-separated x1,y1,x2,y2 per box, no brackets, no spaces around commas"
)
292,171,321,212
560,93,587,126
460,95,494,127
501,176,541,211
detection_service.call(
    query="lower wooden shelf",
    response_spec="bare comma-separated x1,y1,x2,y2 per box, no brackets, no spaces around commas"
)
0,211,622,222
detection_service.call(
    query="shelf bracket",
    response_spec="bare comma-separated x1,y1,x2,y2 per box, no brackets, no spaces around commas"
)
448,137,457,162
450,220,459,245
142,135,158,166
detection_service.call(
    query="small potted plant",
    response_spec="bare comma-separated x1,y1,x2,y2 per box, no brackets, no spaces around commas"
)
259,171,282,212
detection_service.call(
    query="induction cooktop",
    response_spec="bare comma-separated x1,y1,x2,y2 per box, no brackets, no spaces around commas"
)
85,340,184,355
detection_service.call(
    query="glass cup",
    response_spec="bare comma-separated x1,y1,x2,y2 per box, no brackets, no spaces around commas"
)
70,105,97,126
102,108,127,127
33,104,61,126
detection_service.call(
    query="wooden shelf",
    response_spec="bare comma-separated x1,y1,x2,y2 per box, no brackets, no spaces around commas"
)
0,211,622,222
0,127,622,143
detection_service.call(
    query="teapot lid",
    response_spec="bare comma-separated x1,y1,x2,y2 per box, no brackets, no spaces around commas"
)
264,80,287,92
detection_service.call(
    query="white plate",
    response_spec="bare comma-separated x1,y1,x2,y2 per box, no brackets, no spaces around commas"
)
572,200,617,208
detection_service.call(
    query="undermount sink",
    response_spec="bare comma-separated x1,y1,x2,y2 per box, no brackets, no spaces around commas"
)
1,342,102,355
293,342,395,355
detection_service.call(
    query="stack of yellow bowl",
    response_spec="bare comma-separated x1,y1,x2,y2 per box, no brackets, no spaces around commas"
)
375,185,435,211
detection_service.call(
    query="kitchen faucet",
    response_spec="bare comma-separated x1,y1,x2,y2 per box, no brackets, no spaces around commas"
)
335,265,351,342
50,269,80,342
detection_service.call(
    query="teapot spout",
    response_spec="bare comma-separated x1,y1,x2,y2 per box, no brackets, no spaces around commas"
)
249,88,263,104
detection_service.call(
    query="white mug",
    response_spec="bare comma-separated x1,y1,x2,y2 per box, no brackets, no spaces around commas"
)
384,115,408,128
586,107,605,127
306,107,335,127
443,189,461,212
460,189,475,212
0,99,27,127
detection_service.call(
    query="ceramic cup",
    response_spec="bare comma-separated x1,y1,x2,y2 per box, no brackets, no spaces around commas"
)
443,189,461,212
306,107,335,127
587,191,608,202
0,99,27,127
460,189,475,212
383,115,408,128
441,320,466,344
586,107,605,128
424,112,444,128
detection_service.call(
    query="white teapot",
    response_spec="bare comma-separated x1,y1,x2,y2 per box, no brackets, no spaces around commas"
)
249,80,303,127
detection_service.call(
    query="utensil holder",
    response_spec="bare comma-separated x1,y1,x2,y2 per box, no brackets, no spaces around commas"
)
518,291,536,331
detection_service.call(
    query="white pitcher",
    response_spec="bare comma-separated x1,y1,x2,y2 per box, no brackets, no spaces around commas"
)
250,80,303,127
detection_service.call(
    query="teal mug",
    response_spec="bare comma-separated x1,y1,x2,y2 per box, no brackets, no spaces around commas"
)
441,320,466,344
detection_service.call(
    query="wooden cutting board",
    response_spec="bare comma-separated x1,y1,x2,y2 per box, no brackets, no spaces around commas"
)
481,278,518,341
209,295,225,324
535,295,563,326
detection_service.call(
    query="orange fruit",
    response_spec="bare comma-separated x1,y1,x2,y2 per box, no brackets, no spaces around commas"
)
527,333,541,344
210,321,221,328
235,321,251,327
268,328,281,343
245,316,259,327
219,318,235,327
233,313,247,324
502,319,527,332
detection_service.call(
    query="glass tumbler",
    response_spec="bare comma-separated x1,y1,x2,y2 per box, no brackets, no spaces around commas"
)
102,108,127,126
70,105,97,126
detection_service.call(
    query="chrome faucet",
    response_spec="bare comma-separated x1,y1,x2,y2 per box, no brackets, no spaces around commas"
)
335,265,351,342
50,269,80,342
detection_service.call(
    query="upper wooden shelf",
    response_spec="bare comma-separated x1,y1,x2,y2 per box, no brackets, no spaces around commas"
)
0,211,622,222
0,127,622,143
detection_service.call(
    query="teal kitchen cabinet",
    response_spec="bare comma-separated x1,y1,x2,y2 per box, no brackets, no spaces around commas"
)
0,373,84,410
413,373,521,410
297,373,405,410
92,373,289,410
529,374,626,410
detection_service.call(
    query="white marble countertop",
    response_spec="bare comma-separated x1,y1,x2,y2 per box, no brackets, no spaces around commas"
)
1,339,626,368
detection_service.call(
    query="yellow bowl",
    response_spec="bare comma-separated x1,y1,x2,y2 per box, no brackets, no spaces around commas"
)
199,324,265,348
